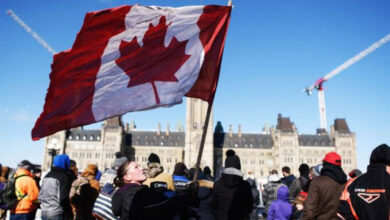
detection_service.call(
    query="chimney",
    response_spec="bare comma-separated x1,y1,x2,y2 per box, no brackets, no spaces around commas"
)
238,124,242,137
166,123,170,136
229,124,233,137
157,123,161,136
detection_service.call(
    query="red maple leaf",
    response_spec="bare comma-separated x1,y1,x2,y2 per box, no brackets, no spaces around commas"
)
115,16,191,104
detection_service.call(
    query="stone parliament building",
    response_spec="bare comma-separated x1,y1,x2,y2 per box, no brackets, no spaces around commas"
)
42,98,357,178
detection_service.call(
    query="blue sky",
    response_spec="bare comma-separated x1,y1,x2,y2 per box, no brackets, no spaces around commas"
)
1,0,389,172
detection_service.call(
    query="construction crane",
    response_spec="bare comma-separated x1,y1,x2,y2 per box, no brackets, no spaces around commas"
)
304,33,390,130
6,9,56,55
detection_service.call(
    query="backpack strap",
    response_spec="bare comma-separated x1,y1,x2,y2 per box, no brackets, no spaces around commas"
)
14,174,28,199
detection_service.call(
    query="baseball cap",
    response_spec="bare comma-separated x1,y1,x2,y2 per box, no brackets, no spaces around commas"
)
323,152,342,166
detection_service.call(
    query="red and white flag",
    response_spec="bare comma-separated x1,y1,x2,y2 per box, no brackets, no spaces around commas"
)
32,4,231,140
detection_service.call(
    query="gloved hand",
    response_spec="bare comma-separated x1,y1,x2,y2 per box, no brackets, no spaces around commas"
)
184,181,199,206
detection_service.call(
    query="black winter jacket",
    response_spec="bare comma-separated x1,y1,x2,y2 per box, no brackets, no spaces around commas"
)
212,168,253,220
112,183,190,220
39,167,72,219
337,164,390,220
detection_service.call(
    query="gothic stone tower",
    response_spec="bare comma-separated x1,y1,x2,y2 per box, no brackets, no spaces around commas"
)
185,98,214,170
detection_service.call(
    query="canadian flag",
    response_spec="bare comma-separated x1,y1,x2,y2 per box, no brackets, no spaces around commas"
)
32,4,231,140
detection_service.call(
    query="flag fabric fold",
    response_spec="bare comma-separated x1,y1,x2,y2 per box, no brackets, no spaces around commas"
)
32,4,231,140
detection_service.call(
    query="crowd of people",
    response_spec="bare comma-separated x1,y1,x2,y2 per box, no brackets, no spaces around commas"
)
0,144,389,220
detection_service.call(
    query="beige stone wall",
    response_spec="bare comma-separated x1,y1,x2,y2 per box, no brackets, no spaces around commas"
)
276,132,300,174
298,146,335,173
133,146,183,174
230,148,274,178
65,141,103,171
334,133,357,174
184,98,214,170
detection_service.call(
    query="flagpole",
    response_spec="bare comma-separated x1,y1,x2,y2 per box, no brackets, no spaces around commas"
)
192,99,213,182
192,0,232,183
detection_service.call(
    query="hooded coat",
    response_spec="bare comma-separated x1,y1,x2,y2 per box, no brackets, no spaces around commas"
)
212,168,253,220
39,154,72,219
302,162,347,220
267,186,292,220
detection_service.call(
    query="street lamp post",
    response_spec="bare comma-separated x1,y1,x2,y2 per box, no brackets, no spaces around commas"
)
47,137,60,169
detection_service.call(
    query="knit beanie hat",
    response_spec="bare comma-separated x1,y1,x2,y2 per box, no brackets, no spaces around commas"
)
53,154,70,171
369,144,390,165
323,152,342,166
82,164,98,177
226,149,236,157
225,150,241,170
299,163,310,176
113,152,128,169
148,153,160,164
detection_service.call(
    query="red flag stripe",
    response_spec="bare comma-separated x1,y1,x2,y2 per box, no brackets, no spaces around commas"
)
32,6,131,140
185,5,231,102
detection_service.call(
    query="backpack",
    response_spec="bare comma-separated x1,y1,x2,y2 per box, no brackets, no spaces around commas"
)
92,183,118,220
0,175,26,210
69,176,90,207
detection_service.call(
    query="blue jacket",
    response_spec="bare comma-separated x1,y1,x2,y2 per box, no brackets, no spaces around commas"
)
268,185,292,220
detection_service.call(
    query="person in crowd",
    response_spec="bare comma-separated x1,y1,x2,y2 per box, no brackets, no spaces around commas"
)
289,163,310,202
309,164,322,180
291,193,306,220
10,160,39,220
111,161,196,220
31,167,42,190
247,178,260,220
68,160,78,183
99,152,128,188
70,164,100,220
213,150,253,220
302,152,347,220
143,153,175,193
337,144,390,220
281,166,296,189
214,150,236,180
196,171,214,220
269,169,278,175
267,185,292,220
39,154,72,220
93,152,127,220
0,163,6,220
347,169,362,179
262,173,281,216
185,167,215,220
172,162,190,193
203,166,214,181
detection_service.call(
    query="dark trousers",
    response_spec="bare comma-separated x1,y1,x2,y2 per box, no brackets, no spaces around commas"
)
10,212,35,220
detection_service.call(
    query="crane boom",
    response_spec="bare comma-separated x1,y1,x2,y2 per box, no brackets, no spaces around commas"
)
304,32,390,94
6,9,56,55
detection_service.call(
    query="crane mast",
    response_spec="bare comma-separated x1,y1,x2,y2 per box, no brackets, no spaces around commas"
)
6,9,56,55
304,32,390,130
